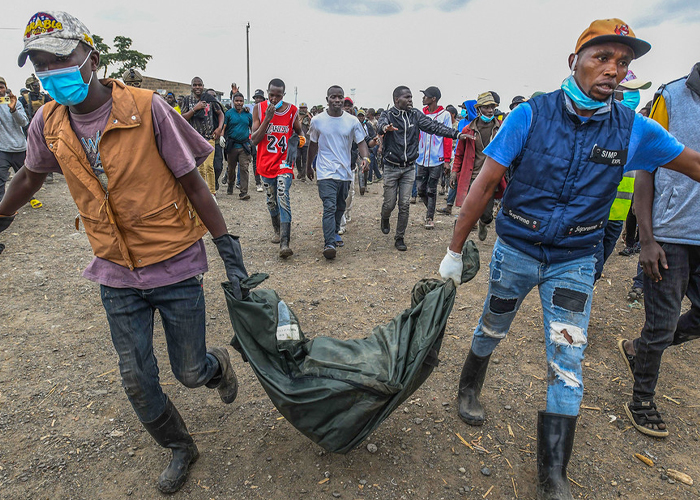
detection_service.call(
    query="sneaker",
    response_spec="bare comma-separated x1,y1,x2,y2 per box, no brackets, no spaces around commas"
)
424,218,435,230
478,220,488,241
221,173,228,185
338,227,346,236
323,245,337,260
235,183,241,190
335,234,344,247
368,180,373,185
409,196,417,204
256,184,263,192
619,247,634,256
436,205,452,216
394,238,407,251
381,218,390,234
633,242,642,254
239,193,250,200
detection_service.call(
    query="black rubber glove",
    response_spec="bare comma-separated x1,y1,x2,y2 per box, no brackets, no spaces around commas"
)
0,214,16,234
212,234,249,300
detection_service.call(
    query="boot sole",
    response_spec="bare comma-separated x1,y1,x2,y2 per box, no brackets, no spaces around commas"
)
616,339,635,381
458,412,485,426
280,248,294,259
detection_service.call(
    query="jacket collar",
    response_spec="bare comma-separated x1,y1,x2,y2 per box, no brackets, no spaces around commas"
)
561,90,611,123
686,62,700,98
422,105,445,115
100,79,144,132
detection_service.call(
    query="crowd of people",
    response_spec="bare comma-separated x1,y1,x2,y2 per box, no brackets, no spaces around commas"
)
2,10,700,500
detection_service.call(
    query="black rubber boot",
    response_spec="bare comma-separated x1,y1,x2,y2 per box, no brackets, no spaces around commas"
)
270,214,281,244
537,411,577,500
142,397,200,494
279,222,293,259
457,349,491,425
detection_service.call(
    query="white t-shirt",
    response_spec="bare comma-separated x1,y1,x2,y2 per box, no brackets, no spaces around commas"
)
309,111,366,181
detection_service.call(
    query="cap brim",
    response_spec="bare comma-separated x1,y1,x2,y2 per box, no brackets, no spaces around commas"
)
578,34,651,59
476,101,497,108
619,79,652,90
18,37,80,67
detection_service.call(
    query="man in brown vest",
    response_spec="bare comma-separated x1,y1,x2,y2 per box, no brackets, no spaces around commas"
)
0,11,247,494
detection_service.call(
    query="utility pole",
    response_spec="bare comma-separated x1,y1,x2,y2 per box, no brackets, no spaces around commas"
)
246,22,251,101
294,86,298,106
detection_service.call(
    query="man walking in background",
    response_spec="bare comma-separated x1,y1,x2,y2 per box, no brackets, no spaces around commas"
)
415,86,453,230
223,91,253,200
181,77,224,196
377,86,468,251
308,85,369,259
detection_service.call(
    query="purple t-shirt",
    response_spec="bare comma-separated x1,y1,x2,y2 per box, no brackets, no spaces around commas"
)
25,94,214,289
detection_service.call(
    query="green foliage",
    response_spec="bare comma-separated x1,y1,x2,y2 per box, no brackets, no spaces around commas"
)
93,34,152,79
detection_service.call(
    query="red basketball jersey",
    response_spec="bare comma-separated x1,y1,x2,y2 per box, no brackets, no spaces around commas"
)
256,101,298,178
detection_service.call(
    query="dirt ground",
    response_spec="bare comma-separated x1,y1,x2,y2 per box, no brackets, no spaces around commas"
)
1,172,699,500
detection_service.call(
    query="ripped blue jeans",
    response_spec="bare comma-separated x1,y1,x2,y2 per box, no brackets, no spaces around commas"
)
262,173,293,224
470,238,596,416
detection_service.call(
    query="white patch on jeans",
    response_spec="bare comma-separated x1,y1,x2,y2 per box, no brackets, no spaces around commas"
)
549,361,581,388
276,323,301,341
481,324,507,339
550,322,586,347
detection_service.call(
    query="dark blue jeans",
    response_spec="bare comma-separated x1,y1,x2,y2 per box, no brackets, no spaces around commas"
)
445,186,457,206
101,276,220,422
318,178,350,247
594,219,624,280
368,147,381,181
632,243,700,402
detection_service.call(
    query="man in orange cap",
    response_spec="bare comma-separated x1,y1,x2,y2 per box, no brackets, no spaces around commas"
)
439,18,700,500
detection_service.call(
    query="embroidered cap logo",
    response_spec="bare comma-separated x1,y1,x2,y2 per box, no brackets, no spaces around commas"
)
24,12,63,39
615,24,630,36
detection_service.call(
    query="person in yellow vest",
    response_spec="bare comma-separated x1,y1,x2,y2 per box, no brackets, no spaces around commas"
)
0,11,248,494
594,71,651,280
165,91,181,114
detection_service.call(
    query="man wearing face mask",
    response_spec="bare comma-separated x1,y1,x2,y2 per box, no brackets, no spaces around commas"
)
251,78,304,258
0,11,248,494
19,73,52,122
450,91,503,241
438,19,700,500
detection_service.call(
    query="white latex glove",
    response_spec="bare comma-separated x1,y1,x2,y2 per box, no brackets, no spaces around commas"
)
219,136,226,148
439,248,463,285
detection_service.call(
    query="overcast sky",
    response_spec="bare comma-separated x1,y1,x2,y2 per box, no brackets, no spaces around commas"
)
2,0,699,111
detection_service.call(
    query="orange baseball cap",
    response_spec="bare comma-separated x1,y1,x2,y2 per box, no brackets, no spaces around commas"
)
575,18,651,59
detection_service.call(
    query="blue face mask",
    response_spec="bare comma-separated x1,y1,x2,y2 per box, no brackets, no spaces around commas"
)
460,108,467,118
621,90,641,110
36,51,94,106
561,75,607,111
479,114,495,123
